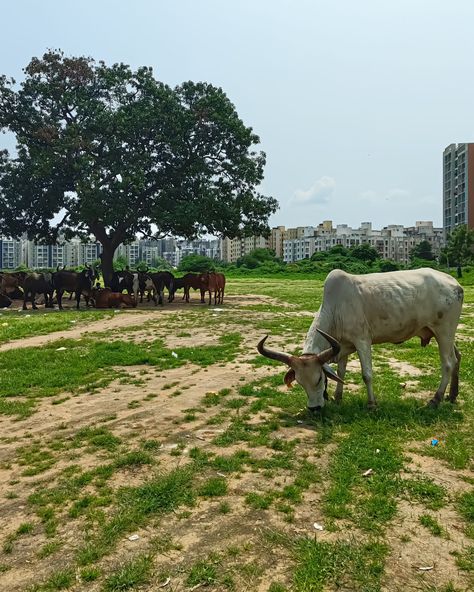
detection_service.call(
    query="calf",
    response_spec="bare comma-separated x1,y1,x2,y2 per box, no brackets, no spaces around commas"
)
92,288,136,309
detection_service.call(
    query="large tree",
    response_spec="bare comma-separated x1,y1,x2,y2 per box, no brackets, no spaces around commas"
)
0,51,278,283
410,240,434,261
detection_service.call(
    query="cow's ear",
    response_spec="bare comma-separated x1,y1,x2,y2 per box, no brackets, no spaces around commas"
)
284,369,295,388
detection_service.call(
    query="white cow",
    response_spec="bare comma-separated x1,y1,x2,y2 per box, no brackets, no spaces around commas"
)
258,268,463,411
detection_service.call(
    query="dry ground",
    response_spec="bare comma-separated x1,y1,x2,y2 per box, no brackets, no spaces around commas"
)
0,281,473,592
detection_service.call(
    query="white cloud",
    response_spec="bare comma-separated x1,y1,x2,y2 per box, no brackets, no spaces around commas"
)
292,176,336,205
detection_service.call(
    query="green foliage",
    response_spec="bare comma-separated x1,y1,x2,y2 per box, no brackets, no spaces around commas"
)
410,240,435,261
351,243,380,263
178,254,215,273
149,256,173,271
0,50,277,282
236,248,283,270
443,225,474,273
379,259,400,272
113,255,129,271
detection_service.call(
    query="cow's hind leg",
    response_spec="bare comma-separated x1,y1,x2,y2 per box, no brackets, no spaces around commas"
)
356,342,377,408
429,336,458,407
447,345,461,403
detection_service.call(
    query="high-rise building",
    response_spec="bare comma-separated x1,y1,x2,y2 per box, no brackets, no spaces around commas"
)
443,143,474,236
0,236,22,269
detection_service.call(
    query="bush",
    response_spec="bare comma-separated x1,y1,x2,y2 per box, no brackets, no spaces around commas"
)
178,254,215,273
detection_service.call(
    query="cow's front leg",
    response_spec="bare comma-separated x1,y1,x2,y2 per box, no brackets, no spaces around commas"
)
356,342,377,408
334,356,348,403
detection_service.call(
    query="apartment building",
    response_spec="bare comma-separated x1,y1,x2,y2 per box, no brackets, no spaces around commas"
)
282,221,443,265
443,143,474,236
220,235,269,263
0,237,22,269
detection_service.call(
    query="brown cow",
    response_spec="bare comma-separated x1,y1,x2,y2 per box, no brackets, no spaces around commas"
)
0,272,26,295
199,272,226,305
174,273,206,303
92,288,136,309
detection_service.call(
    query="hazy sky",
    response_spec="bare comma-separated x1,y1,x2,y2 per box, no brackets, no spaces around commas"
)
2,0,474,230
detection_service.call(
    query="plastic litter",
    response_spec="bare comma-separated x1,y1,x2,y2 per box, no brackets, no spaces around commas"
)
128,534,140,541
158,578,171,588
376,449,380,454
56,347,67,351
362,468,373,477
418,566,434,571
313,522,324,531
431,439,439,446
171,351,179,358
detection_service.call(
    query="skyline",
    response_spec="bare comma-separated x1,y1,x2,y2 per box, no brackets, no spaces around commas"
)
2,1,474,230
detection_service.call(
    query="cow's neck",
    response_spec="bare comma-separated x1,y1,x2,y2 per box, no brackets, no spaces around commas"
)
302,309,333,354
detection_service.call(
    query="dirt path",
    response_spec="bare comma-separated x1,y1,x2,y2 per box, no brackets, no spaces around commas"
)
0,310,166,352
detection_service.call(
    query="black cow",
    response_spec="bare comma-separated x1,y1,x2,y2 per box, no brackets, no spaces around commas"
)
23,272,54,310
0,292,12,308
149,272,174,305
53,266,96,310
109,269,134,294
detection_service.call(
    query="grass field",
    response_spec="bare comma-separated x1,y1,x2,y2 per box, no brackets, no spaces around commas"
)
0,277,473,591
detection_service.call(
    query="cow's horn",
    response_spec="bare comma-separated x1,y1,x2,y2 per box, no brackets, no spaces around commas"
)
257,335,292,366
316,329,341,364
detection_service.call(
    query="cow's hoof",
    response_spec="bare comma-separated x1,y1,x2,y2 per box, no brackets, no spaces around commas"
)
367,402,378,410
427,398,440,408
445,395,457,404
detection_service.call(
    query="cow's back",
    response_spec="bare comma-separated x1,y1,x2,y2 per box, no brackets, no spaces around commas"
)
320,268,463,345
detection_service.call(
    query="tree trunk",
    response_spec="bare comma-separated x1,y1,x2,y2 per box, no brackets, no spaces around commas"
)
100,243,117,287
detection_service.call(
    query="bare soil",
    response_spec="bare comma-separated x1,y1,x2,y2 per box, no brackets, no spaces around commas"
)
0,295,472,592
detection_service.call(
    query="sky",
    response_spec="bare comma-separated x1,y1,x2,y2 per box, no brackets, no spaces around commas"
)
2,0,474,231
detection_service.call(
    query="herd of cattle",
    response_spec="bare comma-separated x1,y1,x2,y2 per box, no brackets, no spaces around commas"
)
0,267,226,310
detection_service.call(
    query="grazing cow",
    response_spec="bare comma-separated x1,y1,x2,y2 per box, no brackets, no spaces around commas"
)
22,272,54,310
258,268,463,411
110,269,134,294
149,272,174,305
0,292,12,308
92,288,136,309
53,266,96,309
199,272,226,305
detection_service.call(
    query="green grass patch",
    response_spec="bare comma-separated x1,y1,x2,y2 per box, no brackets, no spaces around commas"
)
102,555,152,591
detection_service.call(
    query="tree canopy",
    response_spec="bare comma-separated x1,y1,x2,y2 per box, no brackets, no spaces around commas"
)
178,254,216,273
410,240,434,261
0,50,278,282
442,225,474,277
